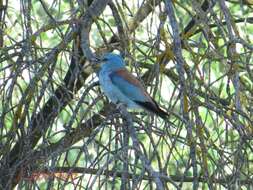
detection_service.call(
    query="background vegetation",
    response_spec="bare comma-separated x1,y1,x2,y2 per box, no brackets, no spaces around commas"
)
0,0,253,189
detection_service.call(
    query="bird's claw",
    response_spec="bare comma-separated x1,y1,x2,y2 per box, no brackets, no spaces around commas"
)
116,102,127,110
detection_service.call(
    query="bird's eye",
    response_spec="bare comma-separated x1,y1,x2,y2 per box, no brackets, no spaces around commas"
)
103,58,108,61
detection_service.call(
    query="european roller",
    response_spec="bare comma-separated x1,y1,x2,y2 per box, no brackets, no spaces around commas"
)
97,53,169,119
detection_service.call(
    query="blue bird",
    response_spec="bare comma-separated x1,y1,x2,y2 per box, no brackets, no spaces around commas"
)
98,53,168,119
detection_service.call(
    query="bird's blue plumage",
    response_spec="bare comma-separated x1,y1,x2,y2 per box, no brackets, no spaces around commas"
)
109,72,149,103
98,53,168,118
100,53,125,72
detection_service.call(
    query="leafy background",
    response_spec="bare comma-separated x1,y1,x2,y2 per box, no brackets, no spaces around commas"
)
0,0,253,189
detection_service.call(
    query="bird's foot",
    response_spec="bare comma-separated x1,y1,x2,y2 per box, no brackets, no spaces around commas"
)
116,102,133,124
116,102,127,110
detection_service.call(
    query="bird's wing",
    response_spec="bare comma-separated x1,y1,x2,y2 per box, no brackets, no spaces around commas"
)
109,68,151,102
109,68,168,118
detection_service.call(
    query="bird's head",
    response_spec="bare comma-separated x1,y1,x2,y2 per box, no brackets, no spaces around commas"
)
96,53,126,72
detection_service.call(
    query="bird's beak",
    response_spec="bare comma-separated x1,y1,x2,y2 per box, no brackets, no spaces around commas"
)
92,57,106,71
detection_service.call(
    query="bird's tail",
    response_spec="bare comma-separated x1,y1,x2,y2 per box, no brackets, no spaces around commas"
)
135,100,169,119
156,106,169,119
